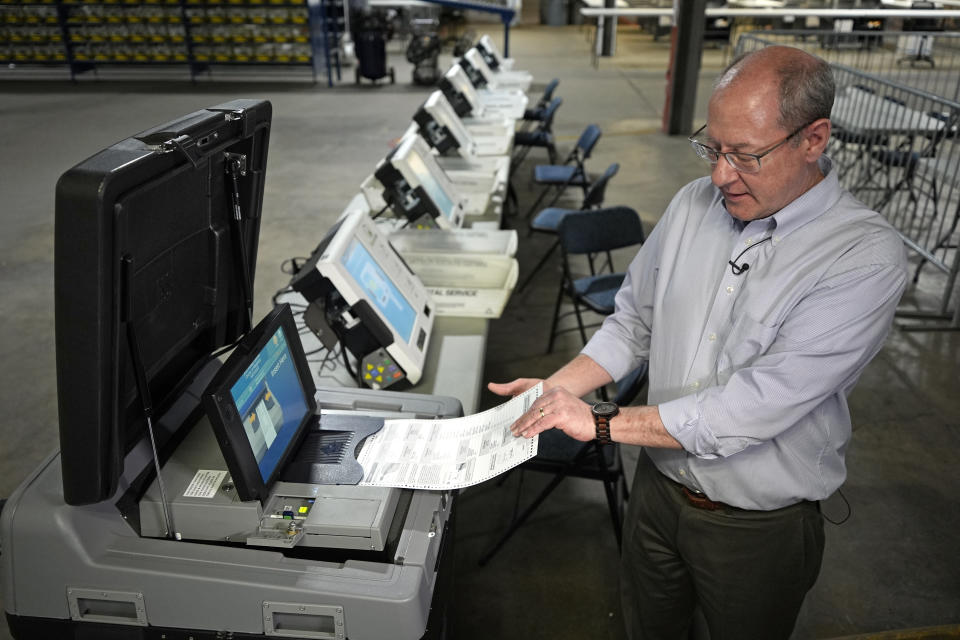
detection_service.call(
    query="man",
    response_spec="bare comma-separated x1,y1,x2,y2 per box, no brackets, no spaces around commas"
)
489,46,907,639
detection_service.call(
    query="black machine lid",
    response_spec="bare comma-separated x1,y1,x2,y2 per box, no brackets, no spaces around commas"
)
54,99,272,506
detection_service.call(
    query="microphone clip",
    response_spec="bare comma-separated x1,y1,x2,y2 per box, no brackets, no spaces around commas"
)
727,235,772,276
728,260,750,275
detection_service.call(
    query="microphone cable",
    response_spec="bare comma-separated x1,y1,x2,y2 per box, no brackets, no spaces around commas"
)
728,235,773,275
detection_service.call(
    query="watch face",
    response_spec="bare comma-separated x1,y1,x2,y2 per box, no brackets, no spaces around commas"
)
592,401,619,418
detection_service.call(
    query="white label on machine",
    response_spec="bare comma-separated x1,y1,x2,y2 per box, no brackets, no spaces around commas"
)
184,469,229,498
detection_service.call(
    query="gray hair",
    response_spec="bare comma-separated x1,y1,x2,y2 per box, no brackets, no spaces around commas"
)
718,46,835,134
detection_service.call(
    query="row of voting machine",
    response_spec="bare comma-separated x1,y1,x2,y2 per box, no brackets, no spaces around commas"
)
291,35,540,392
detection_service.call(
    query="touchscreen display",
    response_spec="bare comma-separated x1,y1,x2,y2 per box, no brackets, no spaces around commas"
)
229,327,310,483
341,238,417,343
404,148,457,221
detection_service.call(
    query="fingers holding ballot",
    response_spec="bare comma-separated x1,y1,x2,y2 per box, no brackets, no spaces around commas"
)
488,380,595,442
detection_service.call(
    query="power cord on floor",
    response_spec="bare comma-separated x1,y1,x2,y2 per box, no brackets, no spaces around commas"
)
822,488,852,526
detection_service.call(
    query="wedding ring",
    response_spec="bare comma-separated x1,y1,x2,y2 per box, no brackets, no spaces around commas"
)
539,407,545,419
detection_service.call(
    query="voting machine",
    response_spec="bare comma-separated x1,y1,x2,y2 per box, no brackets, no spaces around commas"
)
0,100,460,640
361,134,496,221
288,206,436,390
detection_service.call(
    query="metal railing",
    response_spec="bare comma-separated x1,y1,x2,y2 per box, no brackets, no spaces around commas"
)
735,30,960,103
738,31,960,329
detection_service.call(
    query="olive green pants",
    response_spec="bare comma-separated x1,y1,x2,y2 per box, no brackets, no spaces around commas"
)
620,451,825,640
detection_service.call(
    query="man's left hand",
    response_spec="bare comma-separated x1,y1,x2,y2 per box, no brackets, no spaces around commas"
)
511,387,596,442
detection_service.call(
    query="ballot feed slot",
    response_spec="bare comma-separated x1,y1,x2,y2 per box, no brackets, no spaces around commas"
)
263,602,345,639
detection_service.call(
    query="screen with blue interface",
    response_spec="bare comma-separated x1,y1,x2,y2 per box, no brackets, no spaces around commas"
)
342,238,417,343
405,149,456,221
230,327,309,483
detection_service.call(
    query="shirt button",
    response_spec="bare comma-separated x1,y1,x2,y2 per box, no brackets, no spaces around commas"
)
726,286,734,294
691,381,700,389
708,333,717,342
679,469,686,476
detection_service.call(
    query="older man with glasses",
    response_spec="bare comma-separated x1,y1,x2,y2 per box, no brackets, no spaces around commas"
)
489,45,908,639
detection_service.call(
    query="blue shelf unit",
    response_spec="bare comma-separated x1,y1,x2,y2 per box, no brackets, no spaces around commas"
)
0,0,340,82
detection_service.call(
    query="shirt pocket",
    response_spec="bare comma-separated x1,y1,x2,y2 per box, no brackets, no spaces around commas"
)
718,313,781,375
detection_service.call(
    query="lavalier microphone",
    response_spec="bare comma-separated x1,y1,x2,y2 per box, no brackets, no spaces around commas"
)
728,236,773,276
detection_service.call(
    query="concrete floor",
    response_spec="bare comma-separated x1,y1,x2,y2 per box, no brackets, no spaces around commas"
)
1,21,959,640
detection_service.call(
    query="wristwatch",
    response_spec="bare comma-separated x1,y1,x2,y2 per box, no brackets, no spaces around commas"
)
591,401,619,444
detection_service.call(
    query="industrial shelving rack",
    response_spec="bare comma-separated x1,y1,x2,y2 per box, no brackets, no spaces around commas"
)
0,0,338,82
0,0,68,66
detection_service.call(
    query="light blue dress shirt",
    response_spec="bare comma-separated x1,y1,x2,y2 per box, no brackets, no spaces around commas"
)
581,158,908,510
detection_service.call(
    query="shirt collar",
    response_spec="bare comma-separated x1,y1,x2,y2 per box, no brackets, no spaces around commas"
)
766,155,841,242
717,155,842,241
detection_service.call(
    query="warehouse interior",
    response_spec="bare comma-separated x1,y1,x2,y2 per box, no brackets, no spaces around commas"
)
1,4,959,640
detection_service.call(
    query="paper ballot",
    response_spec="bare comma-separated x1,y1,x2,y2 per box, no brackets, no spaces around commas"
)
357,383,542,490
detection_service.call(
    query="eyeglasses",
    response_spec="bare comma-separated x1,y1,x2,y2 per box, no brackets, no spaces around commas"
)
688,121,813,174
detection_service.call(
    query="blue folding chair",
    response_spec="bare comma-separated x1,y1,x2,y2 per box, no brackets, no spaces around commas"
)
522,124,602,220
512,96,563,167
521,78,560,123
549,205,645,354
516,162,620,293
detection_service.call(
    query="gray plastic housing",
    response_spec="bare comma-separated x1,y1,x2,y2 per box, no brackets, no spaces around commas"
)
1,383,461,640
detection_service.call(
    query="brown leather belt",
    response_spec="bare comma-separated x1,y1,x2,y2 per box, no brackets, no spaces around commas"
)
681,486,738,511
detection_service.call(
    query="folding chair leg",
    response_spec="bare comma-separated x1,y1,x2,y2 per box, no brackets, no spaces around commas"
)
618,449,630,502
477,461,574,566
505,182,519,220
523,185,554,220
547,275,567,353
478,442,597,566
510,146,531,172
573,301,588,346
517,239,560,293
542,184,568,211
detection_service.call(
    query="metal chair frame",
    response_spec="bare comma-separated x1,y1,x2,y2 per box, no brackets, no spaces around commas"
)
477,363,649,567
549,205,645,354
516,162,620,293
521,124,603,220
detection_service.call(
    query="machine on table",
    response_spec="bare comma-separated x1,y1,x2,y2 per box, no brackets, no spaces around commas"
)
289,205,436,391
362,133,497,223
0,100,459,640
476,34,516,71
441,64,527,122
460,46,532,92
394,126,507,219
411,90,512,183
